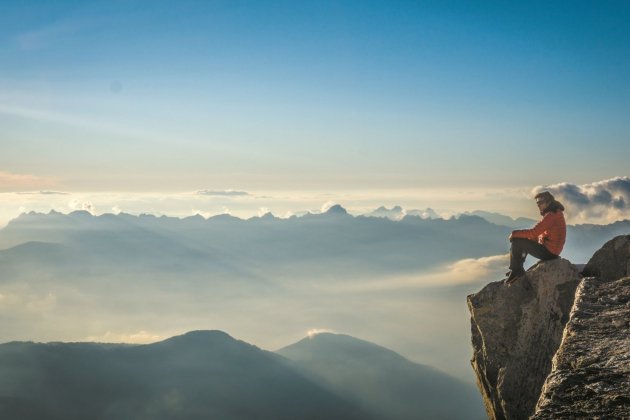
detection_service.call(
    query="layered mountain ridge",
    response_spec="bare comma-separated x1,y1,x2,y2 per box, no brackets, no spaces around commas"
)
0,331,482,420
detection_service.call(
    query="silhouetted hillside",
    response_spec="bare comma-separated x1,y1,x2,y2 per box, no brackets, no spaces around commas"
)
0,331,370,420
278,333,485,420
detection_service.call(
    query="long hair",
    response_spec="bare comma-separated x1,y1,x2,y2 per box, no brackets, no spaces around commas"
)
535,191,565,215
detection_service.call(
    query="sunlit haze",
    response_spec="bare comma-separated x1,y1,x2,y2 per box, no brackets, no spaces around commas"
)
1,2,629,414
2,1,629,213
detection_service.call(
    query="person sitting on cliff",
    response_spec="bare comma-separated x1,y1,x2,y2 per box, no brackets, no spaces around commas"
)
505,191,566,285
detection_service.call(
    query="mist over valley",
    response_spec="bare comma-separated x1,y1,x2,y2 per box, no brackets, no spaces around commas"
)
1,206,628,385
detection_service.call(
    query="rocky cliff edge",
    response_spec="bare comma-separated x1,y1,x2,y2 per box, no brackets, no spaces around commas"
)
468,235,630,419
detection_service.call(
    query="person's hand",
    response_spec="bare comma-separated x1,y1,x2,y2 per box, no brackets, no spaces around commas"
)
508,232,513,241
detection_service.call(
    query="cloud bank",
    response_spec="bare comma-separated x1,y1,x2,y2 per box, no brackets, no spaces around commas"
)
322,254,509,291
533,177,630,224
83,330,164,344
196,190,250,197
0,290,57,314
0,171,55,192
17,190,68,195
307,328,336,338
69,199,96,214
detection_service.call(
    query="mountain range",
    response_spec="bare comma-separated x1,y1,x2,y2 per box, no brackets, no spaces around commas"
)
1,207,628,274
1,207,629,386
0,207,512,278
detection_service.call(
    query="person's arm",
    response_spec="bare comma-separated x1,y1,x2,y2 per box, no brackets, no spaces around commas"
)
511,213,554,241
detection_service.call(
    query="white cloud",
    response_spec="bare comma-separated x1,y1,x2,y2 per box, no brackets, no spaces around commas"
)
257,207,271,217
196,189,250,197
68,199,96,214
366,205,407,220
446,254,508,279
307,328,335,338
0,291,57,313
533,177,630,224
318,254,510,292
0,171,56,192
83,330,164,344
16,190,68,195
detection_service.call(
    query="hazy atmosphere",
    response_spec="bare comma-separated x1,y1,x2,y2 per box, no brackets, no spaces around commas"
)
2,1,630,419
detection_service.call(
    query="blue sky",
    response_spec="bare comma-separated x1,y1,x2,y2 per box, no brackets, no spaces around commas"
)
1,1,629,220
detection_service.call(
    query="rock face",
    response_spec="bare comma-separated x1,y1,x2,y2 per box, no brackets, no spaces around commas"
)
582,234,630,281
532,235,630,419
467,259,581,419
469,235,630,420
532,275,630,419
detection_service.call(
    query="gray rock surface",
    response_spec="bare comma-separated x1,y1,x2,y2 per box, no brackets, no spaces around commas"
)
469,235,630,419
583,235,630,281
467,259,580,420
532,276,630,419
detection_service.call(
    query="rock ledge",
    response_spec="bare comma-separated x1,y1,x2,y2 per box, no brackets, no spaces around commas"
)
469,235,630,419
468,258,580,419
532,275,630,419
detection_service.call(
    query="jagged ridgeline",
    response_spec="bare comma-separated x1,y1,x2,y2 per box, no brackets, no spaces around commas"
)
468,235,630,419
2,209,629,277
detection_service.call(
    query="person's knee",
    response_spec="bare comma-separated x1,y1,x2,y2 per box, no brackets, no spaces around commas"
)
510,237,529,249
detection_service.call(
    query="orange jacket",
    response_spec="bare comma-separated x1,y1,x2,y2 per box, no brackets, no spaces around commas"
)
511,210,566,256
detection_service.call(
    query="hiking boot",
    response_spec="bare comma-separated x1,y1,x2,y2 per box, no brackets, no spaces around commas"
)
505,269,525,285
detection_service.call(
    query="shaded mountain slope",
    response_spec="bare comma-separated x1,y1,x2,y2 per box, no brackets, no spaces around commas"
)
0,331,369,420
278,333,484,420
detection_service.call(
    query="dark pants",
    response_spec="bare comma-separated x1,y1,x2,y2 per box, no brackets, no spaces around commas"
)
509,238,558,273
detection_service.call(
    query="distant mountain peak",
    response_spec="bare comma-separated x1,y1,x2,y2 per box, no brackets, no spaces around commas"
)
139,213,157,219
252,212,275,220
69,210,92,217
464,210,537,228
152,330,245,350
279,331,408,364
160,330,233,343
366,205,405,220
208,213,239,221
323,204,348,215
375,205,402,211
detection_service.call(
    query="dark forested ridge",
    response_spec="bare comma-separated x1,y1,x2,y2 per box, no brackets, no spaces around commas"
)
278,332,484,420
0,331,369,420
0,331,483,420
